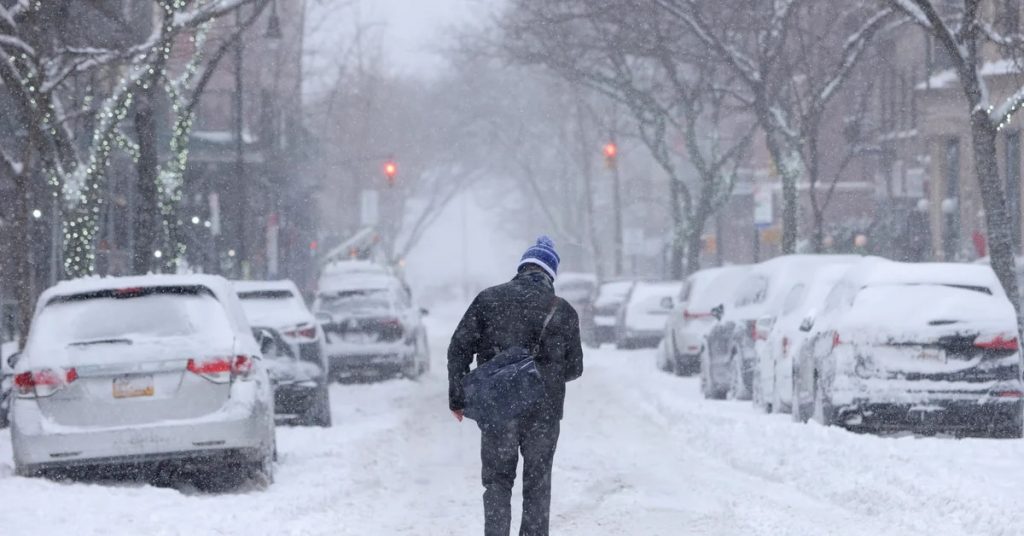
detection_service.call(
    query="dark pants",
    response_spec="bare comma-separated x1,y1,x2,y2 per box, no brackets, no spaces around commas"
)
480,416,561,536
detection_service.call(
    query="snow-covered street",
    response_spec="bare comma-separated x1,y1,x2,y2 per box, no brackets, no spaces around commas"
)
2,304,1024,536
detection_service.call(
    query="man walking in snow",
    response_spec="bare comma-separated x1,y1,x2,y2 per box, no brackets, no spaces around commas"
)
448,236,585,536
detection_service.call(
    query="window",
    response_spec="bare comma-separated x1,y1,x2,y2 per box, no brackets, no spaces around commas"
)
1007,131,1022,249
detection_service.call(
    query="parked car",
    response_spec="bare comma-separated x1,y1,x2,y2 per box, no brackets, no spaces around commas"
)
555,272,598,346
793,259,1024,437
616,280,684,349
756,264,850,413
314,268,429,381
235,280,332,427
0,341,15,429
665,265,750,376
10,275,276,484
703,255,859,400
591,280,635,346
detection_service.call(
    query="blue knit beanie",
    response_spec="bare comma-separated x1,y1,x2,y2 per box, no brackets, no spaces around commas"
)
518,235,560,280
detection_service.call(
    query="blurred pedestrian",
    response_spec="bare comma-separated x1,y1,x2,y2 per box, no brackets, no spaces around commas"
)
448,236,584,536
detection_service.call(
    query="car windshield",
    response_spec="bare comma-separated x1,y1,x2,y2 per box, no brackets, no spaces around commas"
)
27,287,232,357
319,289,392,315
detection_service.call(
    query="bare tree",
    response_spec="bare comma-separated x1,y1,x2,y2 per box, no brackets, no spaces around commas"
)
880,0,1024,321
500,0,754,277
654,0,894,254
0,0,268,337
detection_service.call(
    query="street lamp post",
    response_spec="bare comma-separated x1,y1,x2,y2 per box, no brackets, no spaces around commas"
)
233,9,247,279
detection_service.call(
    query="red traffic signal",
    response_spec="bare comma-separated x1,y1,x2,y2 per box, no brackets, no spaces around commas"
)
603,142,617,158
603,142,618,169
383,160,398,185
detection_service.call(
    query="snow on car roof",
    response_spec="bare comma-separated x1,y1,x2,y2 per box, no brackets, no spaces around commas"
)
233,279,301,294
321,260,391,277
687,265,751,310
36,274,254,337
630,280,684,300
854,259,1004,295
730,254,861,316
318,272,398,294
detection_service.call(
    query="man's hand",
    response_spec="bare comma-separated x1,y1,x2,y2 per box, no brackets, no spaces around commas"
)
451,409,464,422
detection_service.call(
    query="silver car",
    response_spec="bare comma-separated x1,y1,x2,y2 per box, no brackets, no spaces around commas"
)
10,275,276,485
235,280,331,427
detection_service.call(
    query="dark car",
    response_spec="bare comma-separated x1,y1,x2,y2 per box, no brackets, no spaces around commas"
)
554,273,598,347
314,265,429,381
236,280,332,427
590,280,635,347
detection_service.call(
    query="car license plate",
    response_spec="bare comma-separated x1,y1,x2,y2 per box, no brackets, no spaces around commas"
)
113,374,154,399
917,348,946,362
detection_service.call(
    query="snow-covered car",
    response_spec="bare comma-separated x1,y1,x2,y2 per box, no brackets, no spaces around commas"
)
555,272,598,346
703,255,859,400
591,280,635,346
616,280,684,349
235,280,331,427
10,275,276,483
793,260,1024,437
665,265,750,376
0,340,16,429
757,263,850,413
314,269,429,380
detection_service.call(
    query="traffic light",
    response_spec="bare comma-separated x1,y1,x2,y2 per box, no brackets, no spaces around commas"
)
383,160,398,186
603,142,618,169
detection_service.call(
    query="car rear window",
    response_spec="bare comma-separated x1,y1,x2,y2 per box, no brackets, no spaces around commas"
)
238,289,309,317
319,288,392,315
29,286,233,354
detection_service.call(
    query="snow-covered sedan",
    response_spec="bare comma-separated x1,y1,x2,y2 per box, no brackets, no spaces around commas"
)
555,272,598,346
616,280,684,349
757,263,850,413
314,269,429,380
703,255,858,400
793,260,1024,437
664,265,750,376
235,280,331,427
10,275,276,484
591,280,635,346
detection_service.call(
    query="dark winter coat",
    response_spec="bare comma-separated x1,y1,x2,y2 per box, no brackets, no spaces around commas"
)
448,270,584,420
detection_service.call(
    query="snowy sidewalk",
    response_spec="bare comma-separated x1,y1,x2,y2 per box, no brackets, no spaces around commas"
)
1,308,1023,535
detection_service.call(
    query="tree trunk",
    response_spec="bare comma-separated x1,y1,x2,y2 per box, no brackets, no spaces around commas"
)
971,113,1021,323
668,176,686,280
757,102,803,255
132,86,161,275
10,162,34,346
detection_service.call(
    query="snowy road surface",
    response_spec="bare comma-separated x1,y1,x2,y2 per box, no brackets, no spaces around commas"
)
2,303,1024,535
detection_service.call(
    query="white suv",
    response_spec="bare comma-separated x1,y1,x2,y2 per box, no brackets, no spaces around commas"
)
10,275,276,486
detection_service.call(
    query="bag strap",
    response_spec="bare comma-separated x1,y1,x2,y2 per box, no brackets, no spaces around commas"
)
532,298,559,355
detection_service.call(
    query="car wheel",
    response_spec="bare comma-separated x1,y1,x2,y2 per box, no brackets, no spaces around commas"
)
304,385,332,427
791,372,806,423
728,348,750,400
812,371,834,427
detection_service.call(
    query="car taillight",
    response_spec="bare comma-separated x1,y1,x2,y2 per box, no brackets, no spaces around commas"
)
14,368,78,398
187,355,254,383
284,325,317,340
782,336,789,357
832,332,842,349
975,334,1019,351
683,310,712,321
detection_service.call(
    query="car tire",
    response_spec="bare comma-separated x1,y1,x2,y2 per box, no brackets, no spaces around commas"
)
791,372,807,423
701,356,727,400
728,348,750,400
304,385,332,427
812,371,834,427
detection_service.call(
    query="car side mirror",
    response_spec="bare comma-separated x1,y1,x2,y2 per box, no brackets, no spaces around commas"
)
420,307,430,316
711,304,725,321
660,297,674,310
799,316,815,332
6,352,20,369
